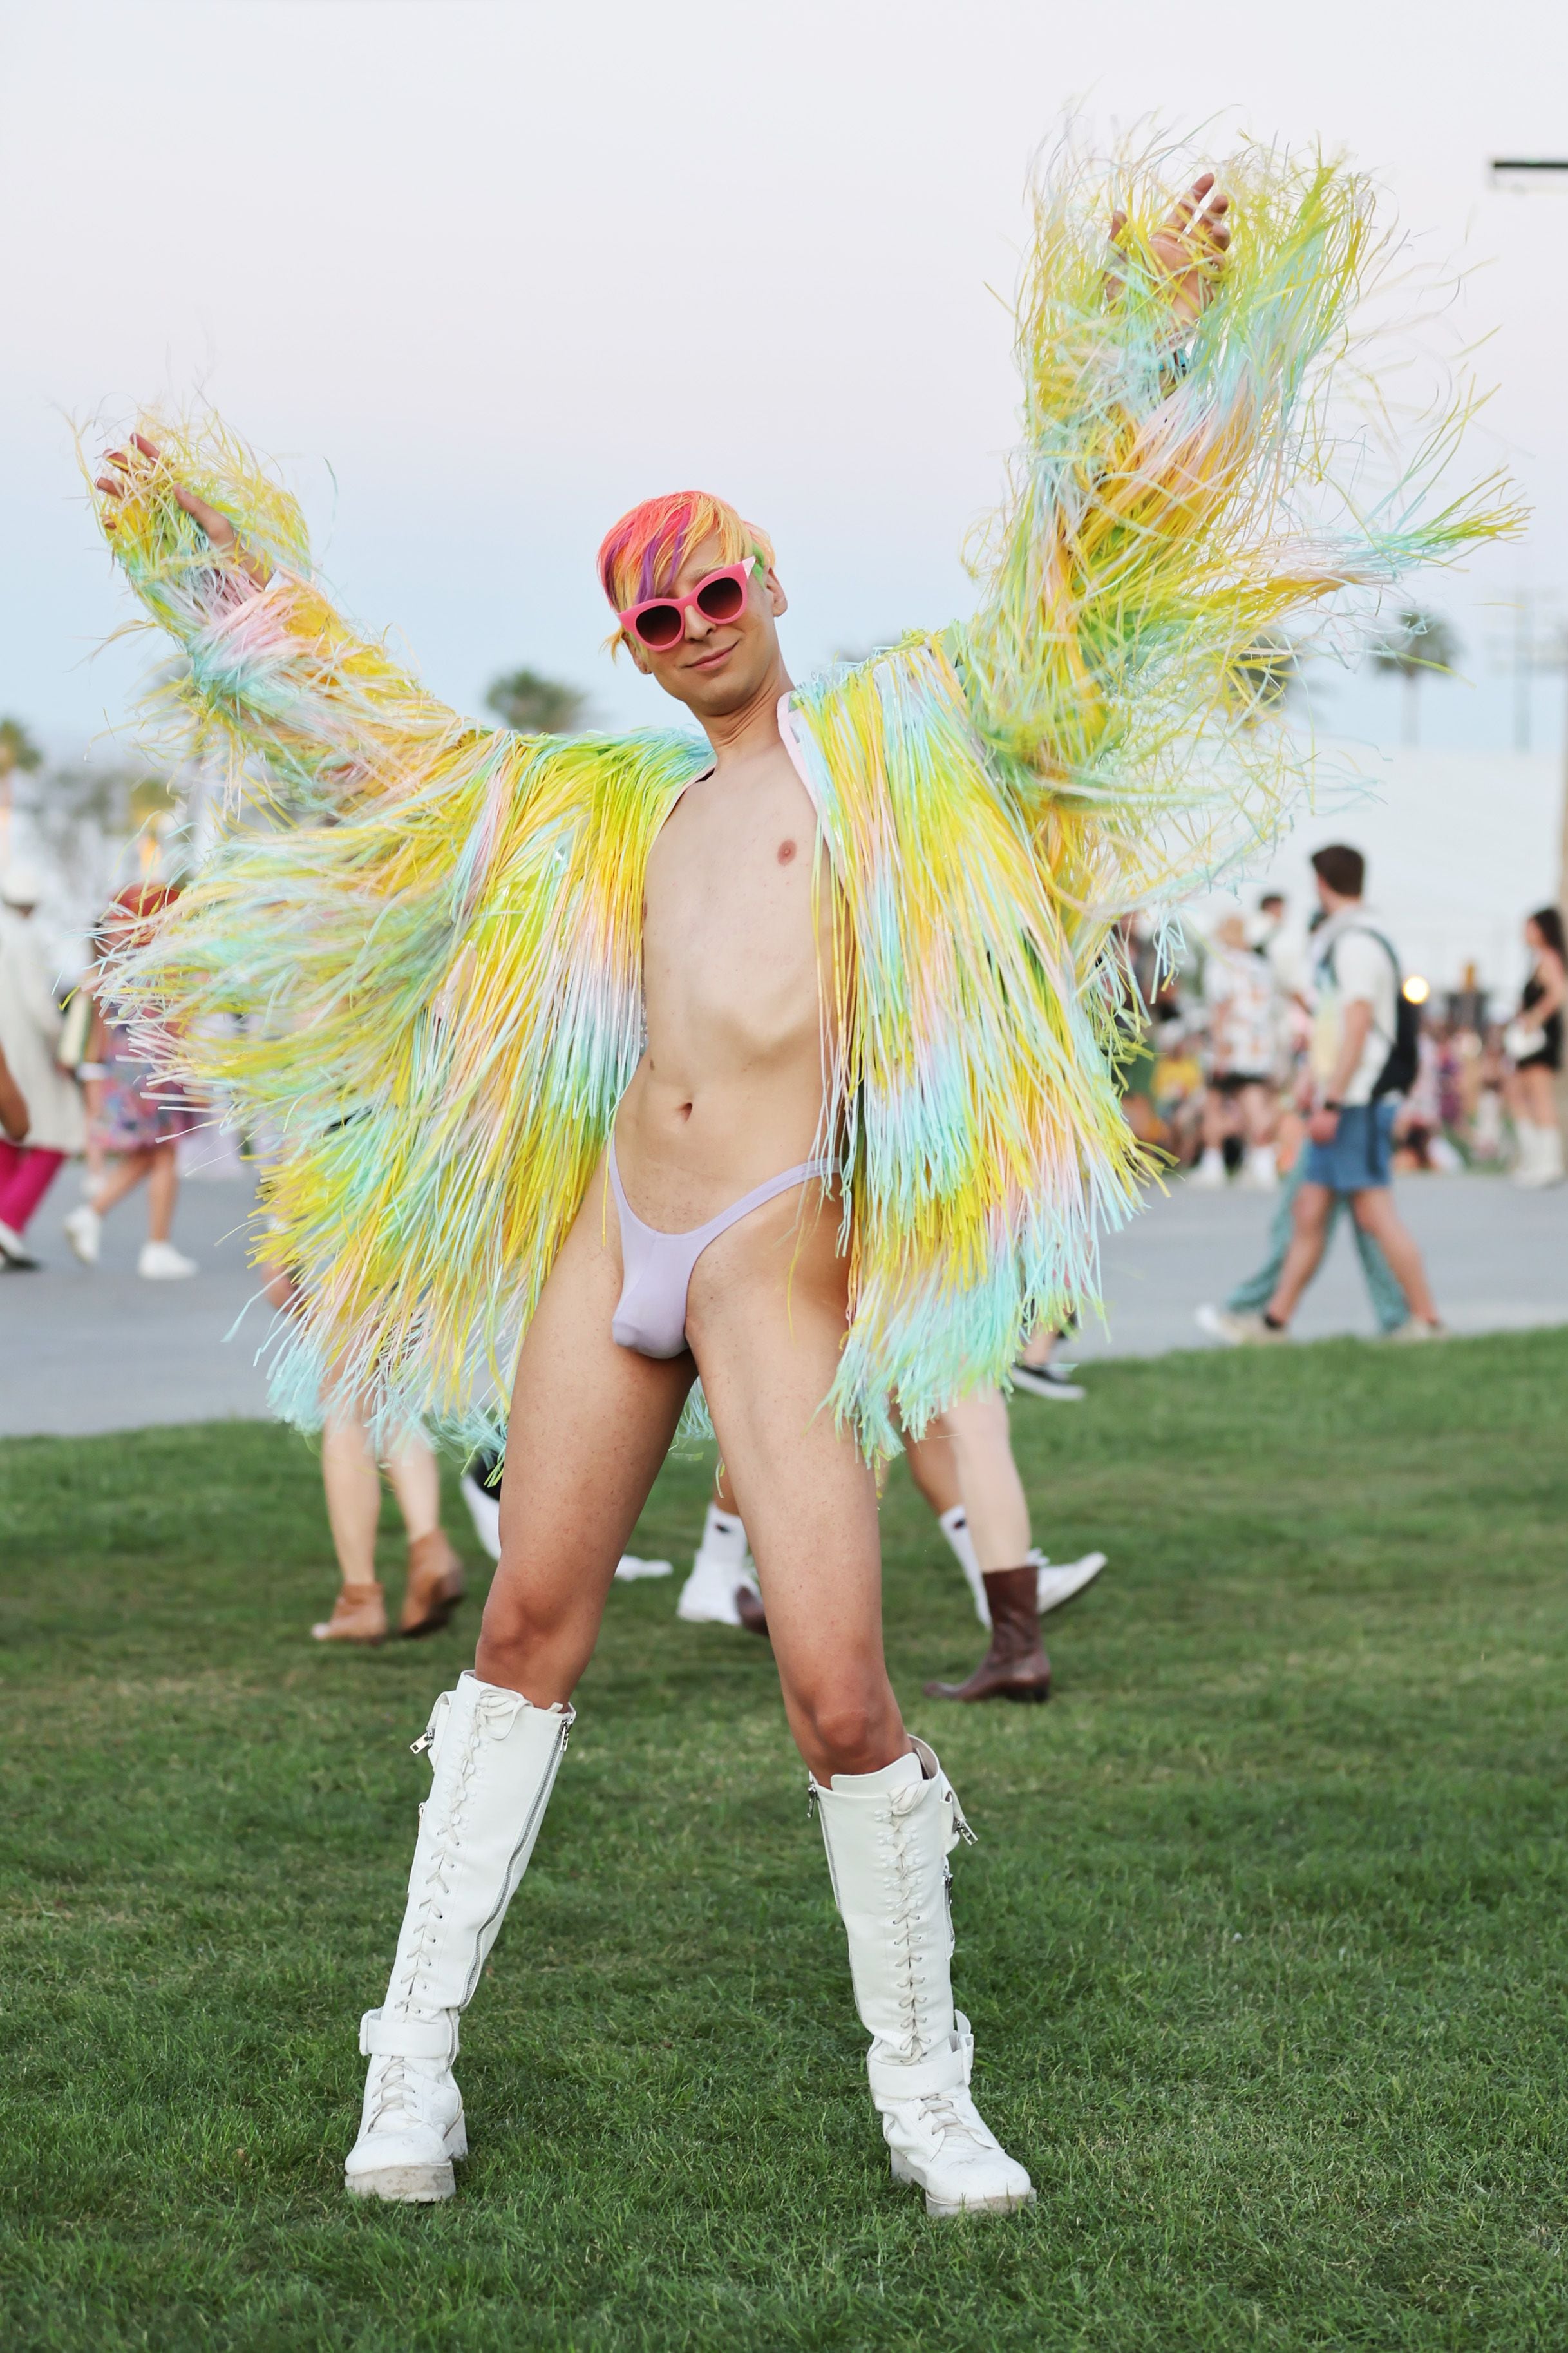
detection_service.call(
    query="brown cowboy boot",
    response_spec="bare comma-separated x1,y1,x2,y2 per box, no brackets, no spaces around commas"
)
734,1584,771,1639
923,1567,1051,1703
399,1531,467,1639
312,1580,389,1646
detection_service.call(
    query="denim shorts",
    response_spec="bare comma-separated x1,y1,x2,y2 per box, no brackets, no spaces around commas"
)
1302,1096,1398,1192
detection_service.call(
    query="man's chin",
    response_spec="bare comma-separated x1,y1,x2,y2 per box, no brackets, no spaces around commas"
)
656,663,768,720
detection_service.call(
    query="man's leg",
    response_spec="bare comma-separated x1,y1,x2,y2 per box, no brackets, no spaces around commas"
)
1351,1217,1411,1334
688,1198,1032,2214
1265,1181,1336,1327
1348,1188,1441,1326
346,1171,694,2202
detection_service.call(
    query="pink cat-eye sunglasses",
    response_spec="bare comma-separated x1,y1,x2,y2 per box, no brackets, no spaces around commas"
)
617,555,762,651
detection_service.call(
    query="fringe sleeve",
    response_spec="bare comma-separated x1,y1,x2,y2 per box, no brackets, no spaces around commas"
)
954,138,1521,906
88,410,470,816
93,410,707,1443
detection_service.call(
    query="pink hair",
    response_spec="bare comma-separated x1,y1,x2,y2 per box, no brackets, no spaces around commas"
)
596,491,774,627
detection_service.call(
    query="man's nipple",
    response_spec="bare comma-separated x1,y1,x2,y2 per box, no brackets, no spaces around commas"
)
777,839,797,865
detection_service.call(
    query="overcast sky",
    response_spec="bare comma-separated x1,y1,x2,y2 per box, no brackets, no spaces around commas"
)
4,0,1567,762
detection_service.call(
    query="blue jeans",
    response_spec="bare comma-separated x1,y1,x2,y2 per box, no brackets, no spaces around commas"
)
1225,1143,1408,1335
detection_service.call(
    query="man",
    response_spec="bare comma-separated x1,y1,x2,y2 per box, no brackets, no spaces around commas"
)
1224,845,1442,1341
0,863,84,1268
93,148,1497,2220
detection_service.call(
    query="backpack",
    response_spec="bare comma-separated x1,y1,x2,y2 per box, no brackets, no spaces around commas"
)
1322,925,1419,1100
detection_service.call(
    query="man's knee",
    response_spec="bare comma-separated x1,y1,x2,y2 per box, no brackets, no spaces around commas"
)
790,1675,898,1777
1293,1183,1332,1235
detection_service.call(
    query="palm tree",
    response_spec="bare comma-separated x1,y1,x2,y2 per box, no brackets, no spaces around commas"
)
484,669,586,737
1368,607,1460,747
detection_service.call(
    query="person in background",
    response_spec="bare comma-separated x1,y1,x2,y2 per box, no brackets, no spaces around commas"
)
682,1392,1104,1702
0,1038,31,1145
1504,906,1565,1188
1220,844,1444,1342
1009,1325,1086,1402
261,1259,467,1646
1191,910,1280,1190
0,862,84,1268
63,886,202,1279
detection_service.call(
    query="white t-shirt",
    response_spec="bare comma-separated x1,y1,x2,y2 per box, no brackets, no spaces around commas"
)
1310,910,1400,1107
1203,942,1278,1077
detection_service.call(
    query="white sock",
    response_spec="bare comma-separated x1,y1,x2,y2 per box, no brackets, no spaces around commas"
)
939,1505,990,1626
830,1748,923,1793
700,1501,748,1565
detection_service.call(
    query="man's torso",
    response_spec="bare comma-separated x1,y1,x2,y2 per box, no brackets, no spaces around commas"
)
616,732,833,1224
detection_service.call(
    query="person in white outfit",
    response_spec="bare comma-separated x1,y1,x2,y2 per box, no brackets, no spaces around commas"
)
1191,911,1280,1190
0,864,85,1268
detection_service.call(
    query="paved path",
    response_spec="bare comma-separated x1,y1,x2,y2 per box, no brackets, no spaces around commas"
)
3,1170,1565,1438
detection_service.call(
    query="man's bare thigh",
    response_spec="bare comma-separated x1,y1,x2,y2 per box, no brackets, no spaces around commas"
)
495,1158,694,1604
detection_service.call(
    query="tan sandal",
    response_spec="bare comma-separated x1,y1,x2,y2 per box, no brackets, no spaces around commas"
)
312,1579,388,1646
399,1530,466,1639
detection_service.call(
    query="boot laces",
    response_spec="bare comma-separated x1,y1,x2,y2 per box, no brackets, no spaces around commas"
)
913,2086,991,2153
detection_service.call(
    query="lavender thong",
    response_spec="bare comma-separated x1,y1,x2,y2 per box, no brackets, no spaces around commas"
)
607,1138,835,1359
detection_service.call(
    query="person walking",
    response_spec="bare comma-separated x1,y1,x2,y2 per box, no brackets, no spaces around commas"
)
63,886,202,1279
1191,910,1280,1190
0,862,84,1268
1232,845,1444,1341
1504,906,1565,1188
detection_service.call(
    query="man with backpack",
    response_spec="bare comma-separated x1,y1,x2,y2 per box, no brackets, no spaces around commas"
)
1241,844,1444,1342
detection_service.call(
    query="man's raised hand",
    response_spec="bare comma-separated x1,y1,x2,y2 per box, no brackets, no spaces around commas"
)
1108,171,1232,332
95,432,270,584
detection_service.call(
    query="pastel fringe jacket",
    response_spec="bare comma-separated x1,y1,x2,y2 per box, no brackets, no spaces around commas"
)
97,142,1513,1458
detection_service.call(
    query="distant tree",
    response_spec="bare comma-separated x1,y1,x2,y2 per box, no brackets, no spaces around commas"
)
1225,631,1299,725
484,668,587,737
1368,607,1460,747
0,718,43,778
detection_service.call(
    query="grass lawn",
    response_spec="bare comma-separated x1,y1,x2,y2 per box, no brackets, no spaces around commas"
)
1,1330,1565,2352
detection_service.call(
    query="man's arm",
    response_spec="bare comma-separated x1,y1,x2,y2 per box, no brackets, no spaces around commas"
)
91,419,484,817
1308,998,1373,1142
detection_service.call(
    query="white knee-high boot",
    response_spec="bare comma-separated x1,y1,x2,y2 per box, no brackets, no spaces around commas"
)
813,1737,1034,2217
345,1671,572,2202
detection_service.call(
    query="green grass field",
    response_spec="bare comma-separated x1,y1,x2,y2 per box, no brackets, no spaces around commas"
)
2,1331,1565,2352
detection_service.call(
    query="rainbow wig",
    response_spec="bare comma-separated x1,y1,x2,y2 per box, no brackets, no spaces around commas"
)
597,491,773,643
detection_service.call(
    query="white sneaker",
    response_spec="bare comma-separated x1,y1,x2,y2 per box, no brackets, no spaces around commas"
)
613,1554,673,1581
676,1545,759,1625
458,1470,502,1562
0,1219,39,1269
64,1203,102,1265
1189,1149,1227,1189
138,1239,198,1279
1033,1547,1107,1615
1195,1304,1285,1345
1240,1146,1279,1192
1010,1359,1084,1402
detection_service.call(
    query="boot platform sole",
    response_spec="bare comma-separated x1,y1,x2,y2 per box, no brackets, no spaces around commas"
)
891,2151,1037,2217
345,2158,457,2202
345,2114,466,2202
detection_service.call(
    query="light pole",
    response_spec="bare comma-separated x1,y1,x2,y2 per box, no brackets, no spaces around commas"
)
1489,157,1568,918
